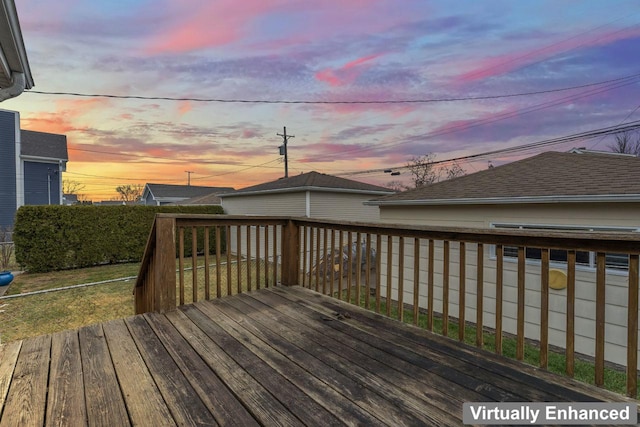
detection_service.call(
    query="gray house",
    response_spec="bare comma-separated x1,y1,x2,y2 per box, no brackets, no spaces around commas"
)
0,109,68,227
0,0,34,102
142,183,234,206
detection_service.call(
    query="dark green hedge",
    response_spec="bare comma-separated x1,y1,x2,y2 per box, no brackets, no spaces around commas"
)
13,205,225,273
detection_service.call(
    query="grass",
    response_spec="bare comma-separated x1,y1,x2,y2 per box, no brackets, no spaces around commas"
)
0,255,271,344
333,286,637,397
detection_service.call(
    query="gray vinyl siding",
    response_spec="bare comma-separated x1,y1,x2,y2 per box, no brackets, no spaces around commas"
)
222,193,306,216
24,161,60,205
309,192,381,221
0,110,17,228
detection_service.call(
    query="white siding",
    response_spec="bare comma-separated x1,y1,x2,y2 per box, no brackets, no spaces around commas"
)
310,192,381,221
377,202,640,367
222,192,306,216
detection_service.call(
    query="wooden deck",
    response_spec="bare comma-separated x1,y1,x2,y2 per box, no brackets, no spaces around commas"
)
0,286,636,426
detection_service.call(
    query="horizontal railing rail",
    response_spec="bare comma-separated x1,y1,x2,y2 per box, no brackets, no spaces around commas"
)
135,214,640,397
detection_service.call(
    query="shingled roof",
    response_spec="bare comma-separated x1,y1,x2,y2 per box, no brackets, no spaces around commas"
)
370,151,640,206
221,171,394,197
21,130,68,160
145,184,235,200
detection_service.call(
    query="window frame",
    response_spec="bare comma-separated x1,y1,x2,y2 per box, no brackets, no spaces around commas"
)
489,222,639,275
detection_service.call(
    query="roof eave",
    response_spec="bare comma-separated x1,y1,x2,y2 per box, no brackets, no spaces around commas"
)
220,186,394,198
368,194,640,207
0,0,33,90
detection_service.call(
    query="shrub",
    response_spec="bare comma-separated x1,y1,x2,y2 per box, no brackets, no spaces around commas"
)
13,205,225,272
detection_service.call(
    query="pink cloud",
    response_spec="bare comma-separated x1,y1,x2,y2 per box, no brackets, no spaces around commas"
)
315,54,382,87
144,0,288,54
455,26,640,84
177,100,192,116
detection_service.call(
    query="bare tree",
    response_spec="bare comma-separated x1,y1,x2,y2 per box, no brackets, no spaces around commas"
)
608,131,640,156
442,161,465,181
385,180,409,192
63,179,85,195
115,184,143,202
406,154,438,188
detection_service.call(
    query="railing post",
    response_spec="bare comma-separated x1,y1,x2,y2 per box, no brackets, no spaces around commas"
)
154,216,177,312
281,220,300,286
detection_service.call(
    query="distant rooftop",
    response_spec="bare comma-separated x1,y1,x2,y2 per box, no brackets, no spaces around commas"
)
221,171,394,197
21,130,68,161
370,151,640,206
145,184,235,199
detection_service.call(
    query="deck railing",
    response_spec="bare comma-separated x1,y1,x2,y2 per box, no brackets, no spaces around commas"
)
135,214,640,397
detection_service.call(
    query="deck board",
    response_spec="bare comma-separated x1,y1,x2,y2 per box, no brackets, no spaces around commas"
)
0,286,637,426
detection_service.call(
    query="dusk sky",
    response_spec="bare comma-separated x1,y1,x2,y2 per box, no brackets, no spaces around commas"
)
4,0,640,200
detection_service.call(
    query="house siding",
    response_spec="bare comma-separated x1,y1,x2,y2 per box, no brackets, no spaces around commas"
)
24,161,60,205
377,202,640,367
309,192,381,221
0,110,17,228
222,193,306,216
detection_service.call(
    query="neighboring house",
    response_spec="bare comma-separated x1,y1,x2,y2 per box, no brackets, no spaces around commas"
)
142,183,234,206
0,109,67,228
367,150,640,366
0,0,34,102
220,171,394,221
172,192,224,206
221,171,395,275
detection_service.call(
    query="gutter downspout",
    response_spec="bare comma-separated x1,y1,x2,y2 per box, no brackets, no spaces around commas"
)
0,72,25,101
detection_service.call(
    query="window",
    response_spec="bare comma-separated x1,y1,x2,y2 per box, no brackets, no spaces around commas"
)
492,223,638,271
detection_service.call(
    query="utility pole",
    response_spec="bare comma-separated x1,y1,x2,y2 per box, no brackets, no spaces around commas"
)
277,126,294,178
185,171,194,186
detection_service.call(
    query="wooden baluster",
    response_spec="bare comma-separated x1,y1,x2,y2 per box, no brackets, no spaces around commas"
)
397,236,404,321
427,239,434,332
236,226,242,294
443,241,449,336
476,243,484,347
323,228,329,294
459,242,466,342
302,226,307,288
495,244,503,355
264,225,269,288
338,230,344,300
355,233,362,306
413,238,420,326
226,225,232,295
595,252,605,387
516,246,525,360
330,229,336,296
309,227,314,291
566,250,576,377
204,227,210,300
216,226,221,298
315,228,321,292
192,227,198,303
627,254,639,398
386,235,393,317
179,227,185,306
365,234,372,310
540,248,550,369
346,232,353,303
246,226,252,292
375,234,382,313
256,225,261,290
273,224,278,286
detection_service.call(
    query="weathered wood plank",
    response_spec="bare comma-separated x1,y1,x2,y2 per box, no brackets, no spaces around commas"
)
125,315,216,426
221,292,458,426
247,290,493,415
143,312,258,427
194,300,378,427
0,341,21,413
0,335,51,427
168,307,302,427
101,319,176,427
284,286,628,403
476,243,484,348
46,330,87,427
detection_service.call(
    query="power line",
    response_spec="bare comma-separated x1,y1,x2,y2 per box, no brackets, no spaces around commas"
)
24,72,640,104
336,119,640,177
